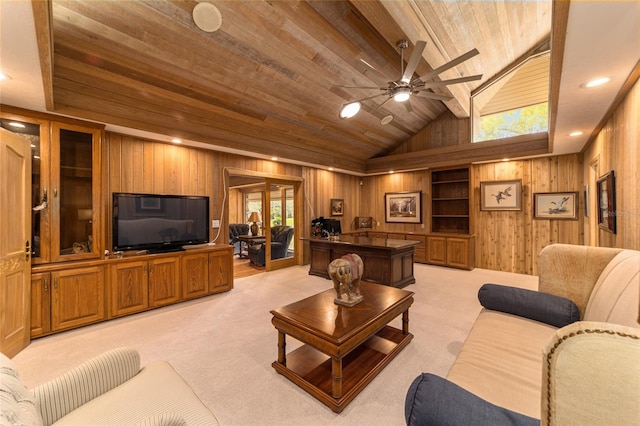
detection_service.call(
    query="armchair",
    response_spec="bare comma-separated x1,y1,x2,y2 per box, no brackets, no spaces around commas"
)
229,223,250,255
247,225,294,266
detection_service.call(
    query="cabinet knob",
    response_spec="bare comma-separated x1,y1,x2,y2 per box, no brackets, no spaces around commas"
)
43,278,48,292
53,277,58,289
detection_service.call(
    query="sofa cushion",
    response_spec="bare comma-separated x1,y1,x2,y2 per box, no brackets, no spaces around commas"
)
0,353,43,426
52,361,218,425
583,250,640,326
447,310,557,419
478,284,580,328
405,373,539,426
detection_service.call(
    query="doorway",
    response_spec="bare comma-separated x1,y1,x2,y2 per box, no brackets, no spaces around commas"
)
226,169,302,273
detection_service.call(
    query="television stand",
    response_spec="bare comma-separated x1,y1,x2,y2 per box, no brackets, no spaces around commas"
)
146,246,186,254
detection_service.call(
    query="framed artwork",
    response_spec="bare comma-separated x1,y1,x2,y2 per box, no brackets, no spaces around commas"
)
533,192,579,220
597,171,616,233
480,179,522,211
354,216,372,229
384,191,422,223
330,198,344,216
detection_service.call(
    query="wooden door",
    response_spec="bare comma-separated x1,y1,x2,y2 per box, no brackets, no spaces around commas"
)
109,260,148,317
51,266,105,331
446,237,473,270
181,252,209,299
0,128,32,357
209,250,233,293
30,273,51,337
148,257,180,308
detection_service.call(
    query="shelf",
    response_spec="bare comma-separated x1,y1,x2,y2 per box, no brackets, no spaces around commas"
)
432,197,469,201
432,179,470,185
433,215,469,218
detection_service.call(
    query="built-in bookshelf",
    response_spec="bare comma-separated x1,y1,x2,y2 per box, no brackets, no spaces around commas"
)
430,167,470,234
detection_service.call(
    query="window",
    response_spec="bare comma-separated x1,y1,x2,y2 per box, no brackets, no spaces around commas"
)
244,191,262,223
472,51,549,143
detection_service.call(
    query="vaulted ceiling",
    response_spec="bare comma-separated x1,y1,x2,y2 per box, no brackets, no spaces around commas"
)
2,1,638,175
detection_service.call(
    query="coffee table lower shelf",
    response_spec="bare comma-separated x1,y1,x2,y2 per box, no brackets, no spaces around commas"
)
272,325,413,413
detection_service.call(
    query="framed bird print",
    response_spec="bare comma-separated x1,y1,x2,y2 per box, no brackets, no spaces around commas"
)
533,192,579,219
480,179,522,211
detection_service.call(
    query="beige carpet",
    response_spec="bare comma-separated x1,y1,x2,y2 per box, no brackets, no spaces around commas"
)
13,264,537,425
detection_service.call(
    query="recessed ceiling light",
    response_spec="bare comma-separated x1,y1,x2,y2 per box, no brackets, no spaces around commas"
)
583,77,610,88
569,131,583,137
328,167,334,171
0,71,12,81
192,2,222,32
171,138,182,144
271,157,278,161
388,170,394,174
340,102,361,119
8,122,25,128
502,158,510,162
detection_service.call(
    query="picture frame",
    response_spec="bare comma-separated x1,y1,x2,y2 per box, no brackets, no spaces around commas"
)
533,192,579,220
480,179,522,211
354,216,372,229
330,198,344,216
384,191,422,223
597,171,616,234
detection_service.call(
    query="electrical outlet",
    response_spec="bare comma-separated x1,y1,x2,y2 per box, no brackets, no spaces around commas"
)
212,220,220,228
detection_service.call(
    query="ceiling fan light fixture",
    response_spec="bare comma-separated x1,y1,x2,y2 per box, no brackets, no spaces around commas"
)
340,102,361,119
393,88,411,102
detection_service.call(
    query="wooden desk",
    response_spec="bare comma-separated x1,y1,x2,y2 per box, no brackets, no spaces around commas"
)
271,282,414,412
305,236,420,288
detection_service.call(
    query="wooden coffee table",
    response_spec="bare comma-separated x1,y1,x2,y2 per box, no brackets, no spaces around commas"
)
270,282,414,413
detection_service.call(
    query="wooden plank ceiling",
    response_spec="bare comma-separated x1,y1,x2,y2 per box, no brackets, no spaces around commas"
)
39,0,551,174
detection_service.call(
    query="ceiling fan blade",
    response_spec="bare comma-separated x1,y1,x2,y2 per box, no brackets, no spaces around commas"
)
403,99,414,114
402,40,427,83
413,90,453,101
418,48,480,82
356,58,393,86
373,97,394,112
332,85,386,90
418,74,483,87
349,92,388,104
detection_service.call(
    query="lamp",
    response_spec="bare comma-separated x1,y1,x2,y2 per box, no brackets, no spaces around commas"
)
248,211,261,236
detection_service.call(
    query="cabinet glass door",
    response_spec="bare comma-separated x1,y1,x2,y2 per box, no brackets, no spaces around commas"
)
52,123,101,261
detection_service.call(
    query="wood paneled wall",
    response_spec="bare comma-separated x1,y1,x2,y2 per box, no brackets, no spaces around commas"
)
472,155,583,275
361,155,583,275
105,134,308,247
582,78,640,251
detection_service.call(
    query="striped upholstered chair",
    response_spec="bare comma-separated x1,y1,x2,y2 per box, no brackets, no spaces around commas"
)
1,348,219,426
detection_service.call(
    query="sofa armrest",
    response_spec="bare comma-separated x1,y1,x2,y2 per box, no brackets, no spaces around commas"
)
538,244,621,316
32,348,140,426
541,321,640,426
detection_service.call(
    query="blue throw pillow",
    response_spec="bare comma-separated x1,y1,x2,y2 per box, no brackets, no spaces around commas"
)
405,373,539,426
478,284,580,328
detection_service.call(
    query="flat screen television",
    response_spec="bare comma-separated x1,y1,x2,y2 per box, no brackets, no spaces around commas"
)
112,192,209,253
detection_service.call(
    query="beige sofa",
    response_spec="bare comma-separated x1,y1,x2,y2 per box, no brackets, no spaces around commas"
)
406,244,640,425
1,348,219,426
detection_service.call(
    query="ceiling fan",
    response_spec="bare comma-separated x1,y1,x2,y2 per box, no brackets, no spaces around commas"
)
338,40,482,119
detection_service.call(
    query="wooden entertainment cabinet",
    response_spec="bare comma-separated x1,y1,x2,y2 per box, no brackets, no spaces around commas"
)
31,246,233,338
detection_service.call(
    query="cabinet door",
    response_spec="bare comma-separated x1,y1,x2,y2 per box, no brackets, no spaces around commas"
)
30,273,51,337
148,258,180,307
181,253,209,299
426,236,447,266
209,250,233,293
446,237,474,270
50,122,102,262
51,266,105,331
109,260,148,317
